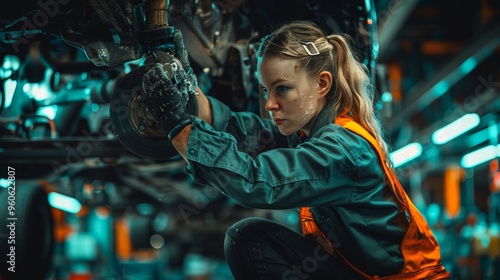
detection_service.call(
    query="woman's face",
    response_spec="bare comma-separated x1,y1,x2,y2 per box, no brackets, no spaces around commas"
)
257,56,326,136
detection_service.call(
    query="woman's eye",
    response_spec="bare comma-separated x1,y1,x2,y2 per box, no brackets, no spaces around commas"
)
277,85,288,93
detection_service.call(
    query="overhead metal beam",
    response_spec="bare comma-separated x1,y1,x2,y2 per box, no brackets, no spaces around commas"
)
387,21,500,133
377,0,420,61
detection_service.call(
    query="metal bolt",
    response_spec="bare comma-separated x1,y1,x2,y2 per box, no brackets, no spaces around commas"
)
138,124,146,131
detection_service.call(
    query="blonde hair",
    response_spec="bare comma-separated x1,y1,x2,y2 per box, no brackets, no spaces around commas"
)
257,20,389,157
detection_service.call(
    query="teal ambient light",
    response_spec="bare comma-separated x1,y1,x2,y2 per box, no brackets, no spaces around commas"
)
48,192,82,214
460,145,500,168
390,142,423,168
432,113,480,145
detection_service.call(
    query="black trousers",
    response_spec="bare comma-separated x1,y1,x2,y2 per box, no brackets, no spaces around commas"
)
224,217,365,280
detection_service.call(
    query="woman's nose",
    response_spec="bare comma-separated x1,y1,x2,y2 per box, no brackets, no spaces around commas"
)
264,93,279,112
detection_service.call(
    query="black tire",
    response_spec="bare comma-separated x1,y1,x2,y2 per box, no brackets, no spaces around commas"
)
0,183,55,280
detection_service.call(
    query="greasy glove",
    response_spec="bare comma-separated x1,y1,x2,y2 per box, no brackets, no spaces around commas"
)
142,55,193,140
173,29,198,96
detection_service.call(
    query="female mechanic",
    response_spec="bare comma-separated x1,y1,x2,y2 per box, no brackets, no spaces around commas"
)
142,20,450,280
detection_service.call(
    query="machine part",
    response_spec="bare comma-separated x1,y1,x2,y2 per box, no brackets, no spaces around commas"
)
60,38,142,67
110,63,199,160
61,0,176,66
169,0,235,68
0,183,55,279
140,0,177,52
140,26,176,52
58,0,143,67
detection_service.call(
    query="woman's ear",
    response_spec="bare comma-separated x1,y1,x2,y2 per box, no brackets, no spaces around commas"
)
317,71,332,98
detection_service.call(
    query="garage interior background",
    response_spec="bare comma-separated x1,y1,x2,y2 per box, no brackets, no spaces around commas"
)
0,0,499,279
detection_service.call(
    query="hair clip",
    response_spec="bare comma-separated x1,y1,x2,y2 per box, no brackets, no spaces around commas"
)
300,41,320,56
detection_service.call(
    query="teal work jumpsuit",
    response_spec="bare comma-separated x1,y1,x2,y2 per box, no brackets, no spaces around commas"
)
182,96,437,278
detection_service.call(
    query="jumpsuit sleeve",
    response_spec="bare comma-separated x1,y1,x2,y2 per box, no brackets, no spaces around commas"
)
184,117,359,209
207,96,289,156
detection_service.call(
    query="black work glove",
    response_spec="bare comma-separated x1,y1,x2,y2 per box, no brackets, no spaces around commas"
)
172,29,198,96
142,55,193,140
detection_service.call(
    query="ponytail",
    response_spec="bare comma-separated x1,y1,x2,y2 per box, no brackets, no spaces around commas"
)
325,34,389,157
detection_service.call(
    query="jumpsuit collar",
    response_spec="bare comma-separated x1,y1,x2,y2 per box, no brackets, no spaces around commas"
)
301,103,337,142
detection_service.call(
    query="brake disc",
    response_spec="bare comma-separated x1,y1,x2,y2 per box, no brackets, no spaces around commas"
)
110,64,198,160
